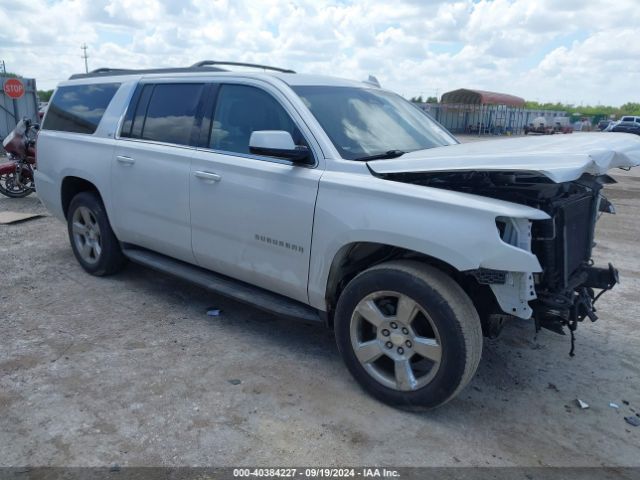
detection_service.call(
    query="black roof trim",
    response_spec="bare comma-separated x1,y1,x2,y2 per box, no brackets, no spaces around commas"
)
68,60,295,80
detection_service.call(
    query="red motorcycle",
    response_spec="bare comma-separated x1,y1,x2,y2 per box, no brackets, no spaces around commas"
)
1,118,38,197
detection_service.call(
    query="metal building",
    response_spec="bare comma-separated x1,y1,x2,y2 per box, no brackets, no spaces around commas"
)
419,88,566,135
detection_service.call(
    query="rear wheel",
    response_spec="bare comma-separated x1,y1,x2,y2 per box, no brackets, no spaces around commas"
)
67,191,127,276
334,260,482,409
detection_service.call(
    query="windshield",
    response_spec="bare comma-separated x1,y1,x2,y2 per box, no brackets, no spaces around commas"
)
293,86,457,160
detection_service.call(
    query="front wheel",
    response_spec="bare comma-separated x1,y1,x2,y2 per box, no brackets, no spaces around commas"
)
334,260,483,410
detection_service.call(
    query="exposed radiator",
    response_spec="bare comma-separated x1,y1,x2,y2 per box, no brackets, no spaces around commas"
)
560,195,595,284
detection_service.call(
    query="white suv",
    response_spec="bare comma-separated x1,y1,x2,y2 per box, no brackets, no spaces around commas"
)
35,61,640,409
620,116,640,124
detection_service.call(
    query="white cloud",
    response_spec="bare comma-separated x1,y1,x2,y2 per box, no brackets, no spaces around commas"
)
1,0,638,105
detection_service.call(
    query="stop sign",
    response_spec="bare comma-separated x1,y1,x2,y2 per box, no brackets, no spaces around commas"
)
3,78,25,99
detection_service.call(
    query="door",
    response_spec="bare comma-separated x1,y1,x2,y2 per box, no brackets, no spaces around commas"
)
190,83,322,303
111,82,206,263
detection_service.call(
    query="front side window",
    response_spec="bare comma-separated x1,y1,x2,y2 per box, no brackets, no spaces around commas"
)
43,83,120,134
209,84,306,155
293,86,456,160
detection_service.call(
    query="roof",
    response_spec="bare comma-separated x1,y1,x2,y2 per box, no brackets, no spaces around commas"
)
63,60,378,90
63,69,373,90
441,88,525,107
272,73,370,88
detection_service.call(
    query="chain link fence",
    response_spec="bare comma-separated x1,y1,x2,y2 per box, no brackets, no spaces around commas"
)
417,102,567,135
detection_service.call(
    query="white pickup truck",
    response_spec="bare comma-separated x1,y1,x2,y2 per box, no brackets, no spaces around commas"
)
35,61,640,409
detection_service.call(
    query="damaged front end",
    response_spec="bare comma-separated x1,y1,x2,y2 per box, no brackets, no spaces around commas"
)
387,169,620,346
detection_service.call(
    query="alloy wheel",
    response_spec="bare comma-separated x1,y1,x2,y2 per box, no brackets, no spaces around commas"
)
71,206,102,264
350,291,442,391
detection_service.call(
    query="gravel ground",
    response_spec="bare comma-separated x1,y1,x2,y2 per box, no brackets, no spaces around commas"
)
0,136,639,467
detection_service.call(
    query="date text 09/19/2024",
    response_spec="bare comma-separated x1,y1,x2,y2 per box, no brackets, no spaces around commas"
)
232,468,400,478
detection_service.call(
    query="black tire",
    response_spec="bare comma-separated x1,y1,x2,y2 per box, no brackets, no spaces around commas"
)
67,191,127,276
334,260,482,410
0,172,35,198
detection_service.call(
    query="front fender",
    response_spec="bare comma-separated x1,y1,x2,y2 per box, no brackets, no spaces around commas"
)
307,171,547,310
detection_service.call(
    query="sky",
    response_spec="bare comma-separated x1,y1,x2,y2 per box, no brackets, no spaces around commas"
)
1,0,638,106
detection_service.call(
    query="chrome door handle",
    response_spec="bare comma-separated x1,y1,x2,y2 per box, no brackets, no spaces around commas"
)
194,171,222,182
116,155,135,165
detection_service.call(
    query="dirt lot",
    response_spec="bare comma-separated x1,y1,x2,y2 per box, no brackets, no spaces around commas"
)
1,135,639,467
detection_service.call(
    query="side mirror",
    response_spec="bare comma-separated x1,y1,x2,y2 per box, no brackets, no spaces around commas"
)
249,131,312,164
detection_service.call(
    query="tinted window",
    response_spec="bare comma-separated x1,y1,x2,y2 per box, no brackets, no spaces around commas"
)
121,84,152,138
132,83,205,146
210,84,305,154
43,83,120,134
121,85,154,139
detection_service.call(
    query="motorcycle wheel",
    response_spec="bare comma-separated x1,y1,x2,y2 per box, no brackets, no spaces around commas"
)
0,172,35,198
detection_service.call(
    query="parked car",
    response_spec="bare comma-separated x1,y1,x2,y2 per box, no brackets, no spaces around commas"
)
598,119,613,131
524,117,555,135
553,121,573,134
611,121,640,135
37,102,48,120
620,115,640,125
35,62,640,409
604,120,620,132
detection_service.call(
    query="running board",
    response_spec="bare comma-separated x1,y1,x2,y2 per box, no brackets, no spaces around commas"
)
121,246,321,323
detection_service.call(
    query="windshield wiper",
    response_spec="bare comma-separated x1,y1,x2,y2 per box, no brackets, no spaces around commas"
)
354,150,406,161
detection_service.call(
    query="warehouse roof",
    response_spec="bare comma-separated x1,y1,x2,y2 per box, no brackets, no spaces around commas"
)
440,88,525,107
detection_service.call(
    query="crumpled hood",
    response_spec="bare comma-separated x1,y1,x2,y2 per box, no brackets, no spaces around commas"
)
368,133,640,183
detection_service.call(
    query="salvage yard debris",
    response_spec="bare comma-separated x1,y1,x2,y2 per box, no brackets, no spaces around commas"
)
0,211,42,224
624,416,640,427
576,399,589,409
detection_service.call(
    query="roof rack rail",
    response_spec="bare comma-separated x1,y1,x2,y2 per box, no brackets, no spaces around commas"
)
191,60,295,74
69,65,227,80
68,61,295,80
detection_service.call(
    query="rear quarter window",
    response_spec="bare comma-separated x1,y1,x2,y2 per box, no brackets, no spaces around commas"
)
43,83,120,134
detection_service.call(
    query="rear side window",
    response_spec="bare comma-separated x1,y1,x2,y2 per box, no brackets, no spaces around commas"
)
122,83,205,146
43,83,120,134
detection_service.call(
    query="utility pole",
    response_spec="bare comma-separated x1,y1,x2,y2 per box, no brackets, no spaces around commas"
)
81,44,89,73
0,60,5,75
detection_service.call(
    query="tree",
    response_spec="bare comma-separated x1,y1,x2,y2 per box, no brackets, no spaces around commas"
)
619,102,640,116
524,99,640,120
38,90,54,102
409,95,438,104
